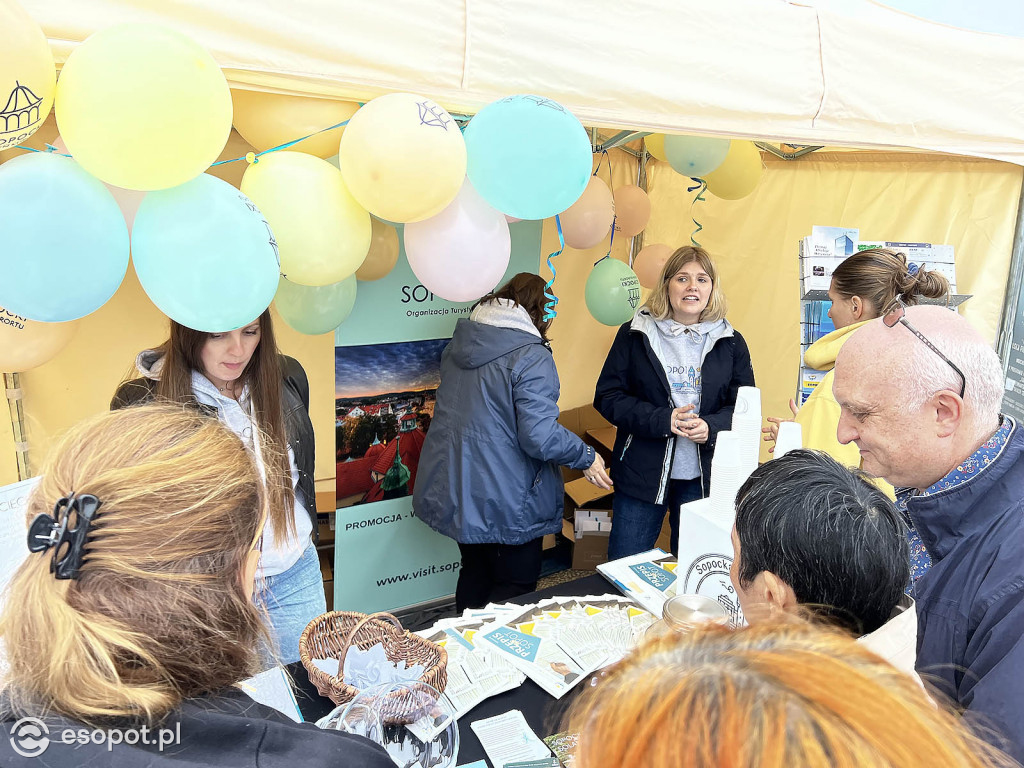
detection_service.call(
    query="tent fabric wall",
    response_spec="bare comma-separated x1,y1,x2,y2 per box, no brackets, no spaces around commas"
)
547,151,1022,464
20,0,1024,163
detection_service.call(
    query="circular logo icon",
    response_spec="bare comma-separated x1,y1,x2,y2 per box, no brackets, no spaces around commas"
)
10,717,50,758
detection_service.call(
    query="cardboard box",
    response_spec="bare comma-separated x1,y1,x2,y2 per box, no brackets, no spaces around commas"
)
566,509,612,570
318,549,334,612
317,513,336,545
542,533,558,550
558,405,613,483
585,426,616,463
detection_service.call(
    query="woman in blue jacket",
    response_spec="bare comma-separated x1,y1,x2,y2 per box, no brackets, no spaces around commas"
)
414,273,611,610
594,246,754,559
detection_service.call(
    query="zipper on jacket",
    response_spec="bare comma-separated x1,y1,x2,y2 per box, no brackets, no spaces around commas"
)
620,434,633,460
655,396,674,505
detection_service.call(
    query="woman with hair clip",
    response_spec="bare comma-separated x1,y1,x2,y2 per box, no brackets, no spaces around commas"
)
414,272,612,611
594,246,754,560
0,406,393,768
565,620,1016,768
764,248,950,466
111,310,323,664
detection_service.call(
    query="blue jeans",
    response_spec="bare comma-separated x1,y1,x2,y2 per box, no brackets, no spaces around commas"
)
608,479,703,560
257,542,327,665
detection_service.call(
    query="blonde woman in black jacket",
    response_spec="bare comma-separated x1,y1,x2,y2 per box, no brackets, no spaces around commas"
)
595,247,754,559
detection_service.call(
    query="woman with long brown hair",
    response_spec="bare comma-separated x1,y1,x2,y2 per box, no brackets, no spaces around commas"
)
0,406,392,767
111,310,323,664
414,272,611,610
567,621,1016,768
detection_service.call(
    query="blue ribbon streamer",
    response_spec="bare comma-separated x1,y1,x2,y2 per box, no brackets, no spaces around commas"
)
687,177,707,246
543,215,566,321
211,117,353,166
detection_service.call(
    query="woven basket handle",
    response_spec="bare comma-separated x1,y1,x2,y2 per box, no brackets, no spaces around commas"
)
337,612,405,675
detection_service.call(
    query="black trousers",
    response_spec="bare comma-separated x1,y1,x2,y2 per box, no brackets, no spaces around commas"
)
455,538,545,612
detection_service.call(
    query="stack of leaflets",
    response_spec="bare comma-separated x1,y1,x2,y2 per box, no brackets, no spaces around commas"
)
596,548,678,617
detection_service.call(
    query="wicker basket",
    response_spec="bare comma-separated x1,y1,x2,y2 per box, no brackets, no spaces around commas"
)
299,611,448,723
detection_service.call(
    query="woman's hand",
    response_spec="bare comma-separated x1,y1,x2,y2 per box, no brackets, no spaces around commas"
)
682,417,709,444
762,399,800,453
670,405,697,436
583,453,613,490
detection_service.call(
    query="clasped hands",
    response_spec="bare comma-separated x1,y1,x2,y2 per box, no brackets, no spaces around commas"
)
671,404,708,444
583,452,613,489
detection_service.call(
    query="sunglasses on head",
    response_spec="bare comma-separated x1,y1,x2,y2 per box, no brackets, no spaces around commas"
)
883,297,966,399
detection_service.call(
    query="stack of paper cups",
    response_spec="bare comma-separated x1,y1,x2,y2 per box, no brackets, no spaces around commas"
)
708,430,745,526
774,421,803,459
731,386,762,481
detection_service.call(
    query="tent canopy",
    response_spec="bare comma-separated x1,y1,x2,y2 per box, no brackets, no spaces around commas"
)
22,0,1024,165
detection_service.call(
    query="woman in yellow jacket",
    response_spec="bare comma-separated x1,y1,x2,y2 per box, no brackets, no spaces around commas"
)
764,248,949,483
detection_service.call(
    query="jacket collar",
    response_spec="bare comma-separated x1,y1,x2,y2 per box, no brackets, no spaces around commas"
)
630,308,734,367
906,417,1022,561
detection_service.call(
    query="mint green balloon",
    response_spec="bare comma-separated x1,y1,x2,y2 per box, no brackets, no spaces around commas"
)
274,275,357,335
585,258,642,326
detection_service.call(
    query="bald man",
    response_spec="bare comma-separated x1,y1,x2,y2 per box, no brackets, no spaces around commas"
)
833,305,1023,761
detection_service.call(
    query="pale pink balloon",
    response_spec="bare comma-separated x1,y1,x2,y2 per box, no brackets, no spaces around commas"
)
559,176,614,249
55,134,146,231
612,185,651,238
405,178,511,303
633,243,674,289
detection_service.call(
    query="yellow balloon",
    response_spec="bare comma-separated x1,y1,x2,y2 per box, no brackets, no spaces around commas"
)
0,306,76,372
0,0,56,152
232,90,359,160
241,151,371,286
55,24,232,191
356,217,400,281
704,141,763,200
338,92,466,223
645,134,668,162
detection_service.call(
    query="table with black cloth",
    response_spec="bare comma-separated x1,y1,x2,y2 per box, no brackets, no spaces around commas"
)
288,572,613,766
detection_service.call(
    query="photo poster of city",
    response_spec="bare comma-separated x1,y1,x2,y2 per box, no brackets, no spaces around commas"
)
334,338,448,508
329,220,542,613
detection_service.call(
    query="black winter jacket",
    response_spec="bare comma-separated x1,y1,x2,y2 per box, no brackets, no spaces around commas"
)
111,354,317,535
0,688,393,767
594,312,754,504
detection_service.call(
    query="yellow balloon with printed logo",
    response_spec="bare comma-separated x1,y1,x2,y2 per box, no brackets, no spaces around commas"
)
0,0,56,152
55,24,232,191
704,140,763,200
0,306,77,372
338,92,466,223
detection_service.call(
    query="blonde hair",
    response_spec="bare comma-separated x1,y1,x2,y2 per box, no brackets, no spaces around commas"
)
0,405,270,726
643,246,727,322
567,621,1014,768
831,248,949,316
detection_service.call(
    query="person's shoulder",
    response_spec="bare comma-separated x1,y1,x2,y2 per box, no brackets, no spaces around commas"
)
279,354,306,378
181,690,394,767
111,377,157,410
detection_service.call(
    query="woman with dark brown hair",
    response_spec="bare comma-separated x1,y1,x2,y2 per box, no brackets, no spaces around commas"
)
414,273,611,610
111,309,323,664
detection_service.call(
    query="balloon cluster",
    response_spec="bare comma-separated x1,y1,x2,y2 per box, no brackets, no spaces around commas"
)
645,133,763,200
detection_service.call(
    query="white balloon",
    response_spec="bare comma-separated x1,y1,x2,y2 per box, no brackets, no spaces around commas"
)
405,178,511,303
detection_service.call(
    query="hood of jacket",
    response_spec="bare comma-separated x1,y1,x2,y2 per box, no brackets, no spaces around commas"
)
135,348,165,380
630,308,733,368
803,320,870,372
448,300,545,369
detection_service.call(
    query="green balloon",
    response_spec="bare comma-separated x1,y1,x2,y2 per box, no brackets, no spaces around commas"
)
274,275,358,335
585,257,642,326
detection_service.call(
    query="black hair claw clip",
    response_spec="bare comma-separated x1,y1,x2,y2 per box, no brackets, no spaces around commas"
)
27,493,102,580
